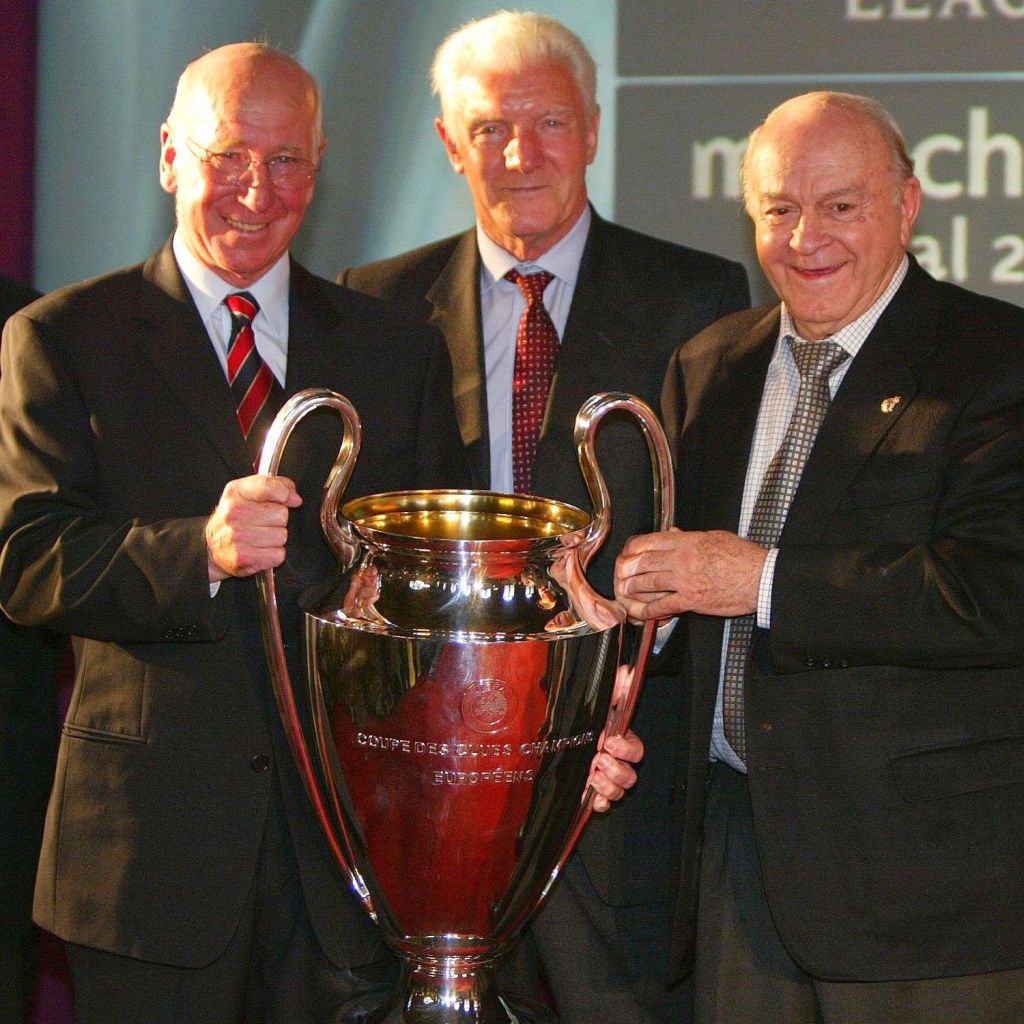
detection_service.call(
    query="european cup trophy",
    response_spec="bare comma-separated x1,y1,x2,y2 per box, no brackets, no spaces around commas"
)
257,389,674,1023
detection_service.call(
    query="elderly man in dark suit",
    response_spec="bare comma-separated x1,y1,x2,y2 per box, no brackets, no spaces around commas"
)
341,12,749,1022
0,272,63,1024
617,91,1024,1023
0,43,475,1024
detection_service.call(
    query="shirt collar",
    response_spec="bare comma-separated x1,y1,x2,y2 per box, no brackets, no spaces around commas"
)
778,254,909,359
172,229,290,342
477,205,591,292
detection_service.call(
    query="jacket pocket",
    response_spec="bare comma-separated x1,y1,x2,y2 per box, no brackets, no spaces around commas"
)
890,734,1024,802
845,470,934,510
62,721,147,746
65,639,149,740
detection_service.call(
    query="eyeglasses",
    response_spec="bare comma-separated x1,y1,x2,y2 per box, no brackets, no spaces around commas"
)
183,138,319,190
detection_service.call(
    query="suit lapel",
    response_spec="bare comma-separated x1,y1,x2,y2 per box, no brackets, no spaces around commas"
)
681,309,778,718
782,262,938,542
544,214,645,434
284,260,342,395
425,231,489,485
684,309,779,533
135,243,252,477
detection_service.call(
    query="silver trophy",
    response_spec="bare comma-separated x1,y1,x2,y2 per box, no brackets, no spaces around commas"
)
257,389,673,1023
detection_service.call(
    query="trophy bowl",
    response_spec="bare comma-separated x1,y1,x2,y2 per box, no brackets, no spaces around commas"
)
257,389,673,1023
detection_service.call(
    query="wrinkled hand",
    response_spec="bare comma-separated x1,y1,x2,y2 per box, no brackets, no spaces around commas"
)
205,475,303,582
615,527,767,621
588,729,644,813
587,663,642,813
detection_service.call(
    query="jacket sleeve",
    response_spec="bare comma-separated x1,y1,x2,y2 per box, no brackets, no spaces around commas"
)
0,311,223,642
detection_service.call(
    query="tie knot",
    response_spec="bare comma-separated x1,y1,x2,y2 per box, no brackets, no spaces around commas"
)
789,337,849,383
226,291,259,323
505,268,553,304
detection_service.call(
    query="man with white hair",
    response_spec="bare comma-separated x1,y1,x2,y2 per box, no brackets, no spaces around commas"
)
342,11,750,1022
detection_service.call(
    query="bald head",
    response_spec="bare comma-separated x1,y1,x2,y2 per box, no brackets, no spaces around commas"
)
742,91,913,214
168,42,323,151
159,42,325,288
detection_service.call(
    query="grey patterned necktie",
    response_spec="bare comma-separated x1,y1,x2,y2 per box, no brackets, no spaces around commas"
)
723,337,849,761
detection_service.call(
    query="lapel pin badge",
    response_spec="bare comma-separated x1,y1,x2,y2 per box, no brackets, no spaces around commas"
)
880,395,902,414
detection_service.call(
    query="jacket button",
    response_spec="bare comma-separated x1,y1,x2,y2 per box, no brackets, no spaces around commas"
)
822,657,832,668
760,721,773,733
250,754,270,773
804,657,816,668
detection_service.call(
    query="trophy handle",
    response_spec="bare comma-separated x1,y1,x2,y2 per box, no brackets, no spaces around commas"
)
255,388,368,896
574,389,675,746
500,391,676,933
256,386,362,548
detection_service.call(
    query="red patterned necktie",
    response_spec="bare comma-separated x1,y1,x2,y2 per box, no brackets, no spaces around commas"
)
505,268,558,494
224,292,282,463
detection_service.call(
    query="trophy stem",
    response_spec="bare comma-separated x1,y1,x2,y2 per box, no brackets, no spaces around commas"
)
383,964,555,1024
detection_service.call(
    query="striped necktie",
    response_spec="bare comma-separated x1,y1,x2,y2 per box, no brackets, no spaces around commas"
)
224,291,283,464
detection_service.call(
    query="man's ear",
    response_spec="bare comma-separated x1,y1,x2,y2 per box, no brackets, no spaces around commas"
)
435,117,465,175
159,123,178,195
899,175,922,247
585,105,601,167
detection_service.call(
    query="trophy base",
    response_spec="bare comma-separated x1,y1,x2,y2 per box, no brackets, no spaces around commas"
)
371,1000,555,1024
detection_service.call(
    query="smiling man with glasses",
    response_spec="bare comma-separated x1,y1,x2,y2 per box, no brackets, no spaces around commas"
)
158,49,325,295
0,41,472,1023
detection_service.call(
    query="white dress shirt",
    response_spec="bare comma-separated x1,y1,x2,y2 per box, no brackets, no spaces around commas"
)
172,230,289,388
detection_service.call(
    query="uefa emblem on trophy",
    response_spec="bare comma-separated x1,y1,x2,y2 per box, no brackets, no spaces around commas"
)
257,388,674,1023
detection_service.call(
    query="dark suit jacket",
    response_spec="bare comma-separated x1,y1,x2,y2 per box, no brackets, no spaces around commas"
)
663,256,1024,984
341,212,750,922
0,243,471,969
0,274,63,948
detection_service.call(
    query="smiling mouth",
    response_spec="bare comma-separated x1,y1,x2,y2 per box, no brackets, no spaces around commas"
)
793,264,845,278
225,217,267,233
501,182,548,194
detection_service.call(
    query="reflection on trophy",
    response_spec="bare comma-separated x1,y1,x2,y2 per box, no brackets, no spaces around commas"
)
257,389,673,1023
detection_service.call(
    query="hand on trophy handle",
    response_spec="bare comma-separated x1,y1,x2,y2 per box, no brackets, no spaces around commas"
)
615,526,765,620
588,730,644,812
548,533,625,632
587,663,643,813
205,474,303,582
569,392,673,819
254,390,367,911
